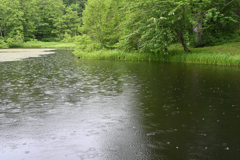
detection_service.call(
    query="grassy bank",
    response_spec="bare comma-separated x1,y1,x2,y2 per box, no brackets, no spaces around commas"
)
74,42,240,65
17,41,76,49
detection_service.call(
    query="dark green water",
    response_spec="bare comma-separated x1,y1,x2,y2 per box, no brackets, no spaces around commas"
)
0,50,240,160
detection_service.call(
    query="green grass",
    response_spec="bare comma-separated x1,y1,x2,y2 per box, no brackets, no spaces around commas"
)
18,41,76,49
167,42,240,65
74,41,240,65
73,49,152,61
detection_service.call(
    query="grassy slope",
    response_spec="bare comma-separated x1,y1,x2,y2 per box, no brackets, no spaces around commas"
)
167,42,240,65
74,42,240,65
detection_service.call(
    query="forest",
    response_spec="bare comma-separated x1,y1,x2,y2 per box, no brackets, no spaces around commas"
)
0,0,239,54
0,0,86,47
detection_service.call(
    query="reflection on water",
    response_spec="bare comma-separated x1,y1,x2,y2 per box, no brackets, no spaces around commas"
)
0,50,240,160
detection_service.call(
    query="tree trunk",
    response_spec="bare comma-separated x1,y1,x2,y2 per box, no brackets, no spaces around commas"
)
4,16,6,37
180,37,191,52
238,3,240,30
0,27,2,37
194,12,203,43
175,29,190,52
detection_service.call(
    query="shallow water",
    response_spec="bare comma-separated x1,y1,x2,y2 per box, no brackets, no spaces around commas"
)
0,49,55,62
0,50,240,160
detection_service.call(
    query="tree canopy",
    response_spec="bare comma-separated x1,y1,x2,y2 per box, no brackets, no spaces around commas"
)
0,0,86,47
76,0,240,53
0,0,239,51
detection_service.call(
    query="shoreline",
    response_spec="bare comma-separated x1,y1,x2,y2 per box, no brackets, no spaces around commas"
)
73,42,240,66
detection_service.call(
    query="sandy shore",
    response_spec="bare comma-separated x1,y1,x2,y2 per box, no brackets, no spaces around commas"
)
0,49,55,62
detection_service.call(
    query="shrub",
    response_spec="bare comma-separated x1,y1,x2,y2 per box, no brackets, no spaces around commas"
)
0,38,8,48
74,34,102,54
61,32,74,43
6,31,24,48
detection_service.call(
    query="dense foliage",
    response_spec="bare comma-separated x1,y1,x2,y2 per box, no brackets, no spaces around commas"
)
0,0,239,51
0,0,86,48
76,0,240,54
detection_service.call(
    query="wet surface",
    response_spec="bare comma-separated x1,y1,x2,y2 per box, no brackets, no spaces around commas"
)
0,49,55,62
0,50,240,159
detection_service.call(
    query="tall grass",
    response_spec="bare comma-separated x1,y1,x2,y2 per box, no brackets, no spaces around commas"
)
74,42,240,65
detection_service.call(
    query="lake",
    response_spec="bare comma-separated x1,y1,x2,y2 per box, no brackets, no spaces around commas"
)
0,49,240,160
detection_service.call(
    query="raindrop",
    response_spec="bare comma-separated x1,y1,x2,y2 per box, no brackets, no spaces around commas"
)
202,118,205,120
217,120,220,122
176,146,178,149
167,142,170,144
147,132,155,136
205,147,208,150
225,147,230,150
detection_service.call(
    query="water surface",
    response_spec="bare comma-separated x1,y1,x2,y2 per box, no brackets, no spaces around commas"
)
0,50,240,160
0,49,55,62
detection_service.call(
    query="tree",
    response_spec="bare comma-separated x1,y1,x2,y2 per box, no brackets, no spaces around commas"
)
62,0,87,17
0,0,24,38
119,0,239,52
0,0,87,43
34,0,65,41
19,0,41,41
120,0,193,52
192,0,240,47
52,6,81,39
80,0,122,48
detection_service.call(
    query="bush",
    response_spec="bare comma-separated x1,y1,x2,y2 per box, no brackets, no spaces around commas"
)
0,38,8,48
191,31,240,47
6,31,24,48
74,34,102,53
61,33,74,43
